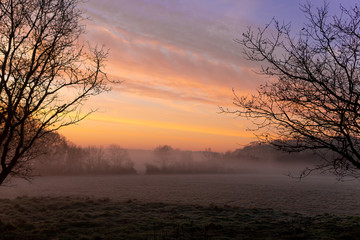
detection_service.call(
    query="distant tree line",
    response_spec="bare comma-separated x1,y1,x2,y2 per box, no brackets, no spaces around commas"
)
145,145,226,174
33,133,136,176
30,134,321,176
223,142,319,164
145,144,319,175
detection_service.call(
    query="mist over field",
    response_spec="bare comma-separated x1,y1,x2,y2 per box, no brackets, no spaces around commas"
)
129,144,318,175
2,169,360,216
2,143,360,239
3,142,359,216
30,141,319,177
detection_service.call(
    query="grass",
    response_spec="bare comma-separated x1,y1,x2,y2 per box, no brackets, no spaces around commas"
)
0,196,359,239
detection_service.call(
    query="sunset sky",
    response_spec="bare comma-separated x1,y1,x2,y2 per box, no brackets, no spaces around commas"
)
60,0,358,152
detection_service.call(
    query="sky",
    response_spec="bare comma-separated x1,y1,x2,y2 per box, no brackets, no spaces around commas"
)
59,0,359,152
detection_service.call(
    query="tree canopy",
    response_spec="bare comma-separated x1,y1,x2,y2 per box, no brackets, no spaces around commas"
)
224,2,360,178
0,0,108,184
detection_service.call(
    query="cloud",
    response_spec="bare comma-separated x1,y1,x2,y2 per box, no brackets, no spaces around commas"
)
84,3,263,76
82,11,266,107
62,0,358,151
113,81,219,105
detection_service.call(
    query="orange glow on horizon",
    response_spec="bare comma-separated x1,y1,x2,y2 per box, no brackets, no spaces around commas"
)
59,110,256,152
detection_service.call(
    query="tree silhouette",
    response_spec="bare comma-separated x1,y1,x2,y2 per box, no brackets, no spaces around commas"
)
153,145,173,169
223,2,360,178
0,0,108,184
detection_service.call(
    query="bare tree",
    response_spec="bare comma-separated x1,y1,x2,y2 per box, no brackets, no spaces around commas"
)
223,2,360,178
153,145,173,169
202,148,222,163
0,0,108,184
106,145,135,173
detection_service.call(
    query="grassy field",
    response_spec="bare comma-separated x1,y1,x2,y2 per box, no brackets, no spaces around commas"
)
0,196,359,240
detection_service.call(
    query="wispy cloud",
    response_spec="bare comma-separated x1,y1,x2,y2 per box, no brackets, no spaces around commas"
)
67,0,348,150
83,10,266,108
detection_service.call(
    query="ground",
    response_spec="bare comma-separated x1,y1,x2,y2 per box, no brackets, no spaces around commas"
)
0,196,359,240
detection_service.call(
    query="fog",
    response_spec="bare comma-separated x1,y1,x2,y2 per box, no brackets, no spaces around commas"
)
32,141,320,177
130,144,318,176
2,142,360,217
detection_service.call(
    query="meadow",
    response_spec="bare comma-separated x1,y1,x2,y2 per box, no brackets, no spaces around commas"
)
1,174,360,239
2,174,360,215
0,196,360,240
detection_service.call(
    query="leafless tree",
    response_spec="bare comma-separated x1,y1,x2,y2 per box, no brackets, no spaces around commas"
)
222,2,360,178
202,148,222,163
107,145,134,172
0,0,108,184
153,145,173,169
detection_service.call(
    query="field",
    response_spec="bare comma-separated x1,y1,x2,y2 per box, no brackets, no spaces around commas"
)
1,174,360,239
0,196,360,240
2,174,360,215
